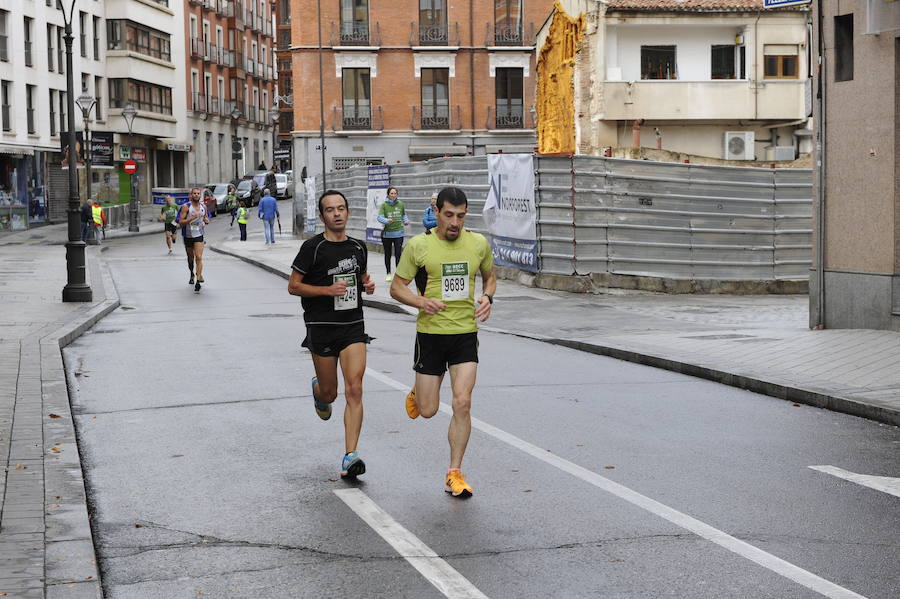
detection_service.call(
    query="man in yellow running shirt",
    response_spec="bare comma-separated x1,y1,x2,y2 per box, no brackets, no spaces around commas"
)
390,186,496,498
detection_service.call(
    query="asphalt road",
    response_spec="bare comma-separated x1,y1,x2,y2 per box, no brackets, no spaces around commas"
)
63,215,900,599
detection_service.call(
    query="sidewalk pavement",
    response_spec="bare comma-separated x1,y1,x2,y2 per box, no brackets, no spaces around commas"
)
1,216,897,596
210,224,900,428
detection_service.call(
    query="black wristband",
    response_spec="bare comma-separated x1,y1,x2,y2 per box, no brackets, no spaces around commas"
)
483,294,493,304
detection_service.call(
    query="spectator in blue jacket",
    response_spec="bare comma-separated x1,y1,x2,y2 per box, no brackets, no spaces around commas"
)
422,192,438,234
258,189,279,244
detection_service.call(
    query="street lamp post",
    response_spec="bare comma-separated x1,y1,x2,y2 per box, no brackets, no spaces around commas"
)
121,104,139,232
60,0,92,302
270,103,279,170
230,107,242,182
76,92,96,203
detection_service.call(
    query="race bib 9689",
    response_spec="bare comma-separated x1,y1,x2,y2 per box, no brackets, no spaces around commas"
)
441,262,469,301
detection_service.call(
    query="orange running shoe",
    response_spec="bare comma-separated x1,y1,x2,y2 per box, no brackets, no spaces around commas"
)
405,387,419,419
445,470,473,498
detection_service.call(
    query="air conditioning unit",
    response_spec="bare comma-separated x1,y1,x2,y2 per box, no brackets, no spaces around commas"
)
723,131,755,160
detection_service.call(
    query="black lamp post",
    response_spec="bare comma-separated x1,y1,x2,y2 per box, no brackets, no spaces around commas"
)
75,92,96,203
270,103,279,170
230,106,241,182
121,104,139,231
60,0,92,302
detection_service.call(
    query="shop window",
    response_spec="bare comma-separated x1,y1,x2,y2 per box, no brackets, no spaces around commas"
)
641,46,676,80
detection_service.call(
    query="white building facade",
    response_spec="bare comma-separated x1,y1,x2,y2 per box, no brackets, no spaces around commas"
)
539,0,811,162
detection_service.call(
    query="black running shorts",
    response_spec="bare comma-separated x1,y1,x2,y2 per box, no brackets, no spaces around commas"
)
184,235,204,246
165,223,177,234
413,332,478,375
302,321,372,357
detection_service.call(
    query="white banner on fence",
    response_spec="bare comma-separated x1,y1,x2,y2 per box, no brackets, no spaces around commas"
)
483,153,537,272
304,177,317,234
366,165,391,243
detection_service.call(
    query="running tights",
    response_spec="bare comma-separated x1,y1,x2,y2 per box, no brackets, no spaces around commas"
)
382,236,403,273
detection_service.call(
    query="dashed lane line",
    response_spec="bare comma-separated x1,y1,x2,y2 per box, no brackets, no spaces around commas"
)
365,368,867,599
334,488,489,599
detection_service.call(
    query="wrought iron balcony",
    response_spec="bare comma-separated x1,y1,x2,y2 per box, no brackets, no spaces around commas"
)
486,105,534,130
331,22,381,46
485,22,534,47
411,21,459,46
190,37,205,59
412,105,461,131
332,106,383,132
192,92,208,113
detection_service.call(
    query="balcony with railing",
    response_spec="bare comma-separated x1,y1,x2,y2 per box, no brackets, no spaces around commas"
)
218,0,232,16
412,105,461,131
245,58,256,75
277,29,291,51
331,22,381,47
224,99,245,119
486,105,534,130
26,107,35,134
0,36,7,62
25,40,33,66
208,95,220,116
190,37,205,59
411,21,460,47
219,48,234,67
485,22,534,47
331,105,383,132
205,43,217,63
231,51,245,73
192,92,208,113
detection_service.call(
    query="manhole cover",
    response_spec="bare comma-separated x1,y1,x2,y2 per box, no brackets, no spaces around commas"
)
248,314,294,318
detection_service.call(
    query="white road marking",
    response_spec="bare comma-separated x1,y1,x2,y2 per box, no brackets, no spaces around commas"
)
365,368,867,599
334,488,489,599
810,465,900,499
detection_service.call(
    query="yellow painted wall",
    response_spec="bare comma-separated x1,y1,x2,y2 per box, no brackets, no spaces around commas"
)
536,3,584,155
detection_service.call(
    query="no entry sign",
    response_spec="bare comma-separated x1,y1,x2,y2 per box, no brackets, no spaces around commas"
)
124,159,137,174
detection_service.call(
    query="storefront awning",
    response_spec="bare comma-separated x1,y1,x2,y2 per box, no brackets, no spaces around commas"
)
0,145,35,156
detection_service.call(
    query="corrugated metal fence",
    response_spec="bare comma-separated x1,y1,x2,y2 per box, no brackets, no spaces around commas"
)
297,155,812,282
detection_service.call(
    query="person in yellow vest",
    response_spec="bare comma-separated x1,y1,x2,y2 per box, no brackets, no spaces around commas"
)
236,199,249,241
91,200,107,243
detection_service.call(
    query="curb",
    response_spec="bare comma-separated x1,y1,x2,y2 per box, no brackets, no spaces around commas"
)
41,253,120,598
209,244,900,428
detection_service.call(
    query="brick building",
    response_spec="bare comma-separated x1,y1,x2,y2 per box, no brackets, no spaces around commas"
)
183,0,276,185
288,0,555,183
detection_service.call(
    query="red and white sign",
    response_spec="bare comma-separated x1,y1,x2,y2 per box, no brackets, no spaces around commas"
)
123,159,137,174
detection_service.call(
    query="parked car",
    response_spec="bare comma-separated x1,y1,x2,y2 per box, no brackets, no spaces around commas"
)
236,178,260,206
206,183,231,213
202,188,218,216
274,173,292,199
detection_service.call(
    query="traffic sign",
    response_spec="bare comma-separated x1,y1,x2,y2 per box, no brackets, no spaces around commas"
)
232,140,243,153
124,159,137,174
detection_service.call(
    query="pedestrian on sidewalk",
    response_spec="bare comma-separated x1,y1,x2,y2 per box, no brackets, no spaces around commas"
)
80,199,92,242
91,199,107,243
236,200,249,241
422,192,437,234
288,189,376,479
178,188,209,292
227,185,238,226
159,195,179,254
378,186,409,281
389,186,496,498
258,188,279,244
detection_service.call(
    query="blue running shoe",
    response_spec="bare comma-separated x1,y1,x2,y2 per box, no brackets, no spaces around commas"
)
341,451,366,479
312,377,332,420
